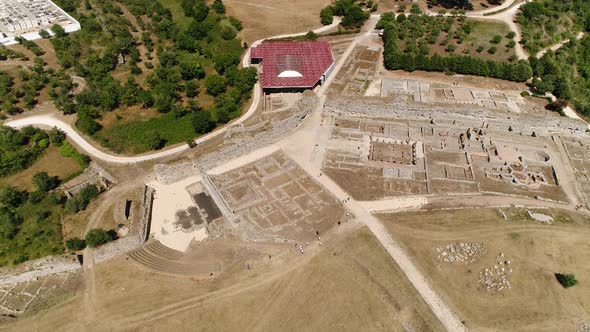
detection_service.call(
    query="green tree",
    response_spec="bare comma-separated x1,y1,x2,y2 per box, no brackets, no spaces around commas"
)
32,172,60,192
192,110,216,134
85,228,115,248
75,108,102,135
180,62,205,80
48,127,66,146
192,0,209,21
212,0,226,14
121,77,141,106
184,80,200,98
342,5,368,28
320,6,334,26
204,74,227,96
79,184,100,206
65,237,86,251
214,53,239,74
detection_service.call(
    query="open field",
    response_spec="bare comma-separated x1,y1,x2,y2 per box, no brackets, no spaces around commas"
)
0,146,82,191
0,228,444,331
378,208,590,331
224,0,331,43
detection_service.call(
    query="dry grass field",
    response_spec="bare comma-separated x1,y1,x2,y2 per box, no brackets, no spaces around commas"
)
224,0,332,43
378,208,590,331
0,228,443,331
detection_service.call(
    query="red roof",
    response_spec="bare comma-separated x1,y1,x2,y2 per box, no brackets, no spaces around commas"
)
251,41,335,89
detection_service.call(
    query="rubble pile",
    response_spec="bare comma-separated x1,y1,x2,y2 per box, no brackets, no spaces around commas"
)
478,252,513,292
436,242,487,264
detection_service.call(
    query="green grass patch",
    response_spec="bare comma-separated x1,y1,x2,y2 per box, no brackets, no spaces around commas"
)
96,112,197,154
59,141,91,168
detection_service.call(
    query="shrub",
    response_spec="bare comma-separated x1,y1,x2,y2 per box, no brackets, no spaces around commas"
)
65,237,86,251
490,35,502,44
50,24,67,38
85,228,115,248
506,31,516,39
65,197,82,213
555,273,578,288
305,31,319,40
32,172,60,192
488,46,497,54
79,184,100,206
39,29,51,39
28,191,46,204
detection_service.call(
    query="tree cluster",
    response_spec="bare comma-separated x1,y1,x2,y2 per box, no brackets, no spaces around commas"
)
530,36,590,117
65,184,101,213
517,0,590,54
379,13,532,82
321,0,370,28
47,0,255,153
0,126,51,177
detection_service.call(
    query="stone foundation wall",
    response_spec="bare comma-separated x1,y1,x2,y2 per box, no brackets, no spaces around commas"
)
324,97,587,134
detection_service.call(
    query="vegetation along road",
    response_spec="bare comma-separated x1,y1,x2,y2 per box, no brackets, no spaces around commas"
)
5,18,342,164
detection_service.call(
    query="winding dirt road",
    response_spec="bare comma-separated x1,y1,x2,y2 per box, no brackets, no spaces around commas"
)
4,19,342,165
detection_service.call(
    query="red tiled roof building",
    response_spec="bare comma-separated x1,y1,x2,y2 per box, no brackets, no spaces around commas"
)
250,41,335,92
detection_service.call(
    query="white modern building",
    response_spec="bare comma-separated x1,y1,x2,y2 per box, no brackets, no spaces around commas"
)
0,0,81,45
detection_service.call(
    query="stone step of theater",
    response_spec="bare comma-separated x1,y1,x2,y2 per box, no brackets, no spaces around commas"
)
127,240,220,276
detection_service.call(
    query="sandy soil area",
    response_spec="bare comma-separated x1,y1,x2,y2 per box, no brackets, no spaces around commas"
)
148,176,207,252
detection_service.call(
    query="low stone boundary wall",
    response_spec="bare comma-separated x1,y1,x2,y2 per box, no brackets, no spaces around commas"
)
138,185,155,244
0,256,80,286
93,236,142,264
